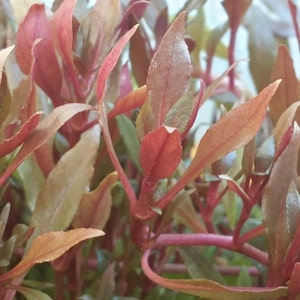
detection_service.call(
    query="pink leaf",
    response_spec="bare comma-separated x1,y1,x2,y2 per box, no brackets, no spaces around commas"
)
15,4,62,101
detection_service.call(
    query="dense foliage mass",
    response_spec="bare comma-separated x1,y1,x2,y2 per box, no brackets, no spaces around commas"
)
0,0,300,299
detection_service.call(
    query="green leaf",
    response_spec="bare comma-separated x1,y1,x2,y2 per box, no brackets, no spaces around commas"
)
116,115,142,172
93,263,115,300
16,285,52,300
236,267,252,287
30,125,100,235
0,203,10,241
74,172,118,230
179,246,226,284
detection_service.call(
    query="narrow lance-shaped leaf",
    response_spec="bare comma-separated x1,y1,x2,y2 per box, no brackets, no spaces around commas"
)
30,124,100,235
140,126,182,180
96,25,138,103
0,103,94,187
269,44,300,125
157,80,281,212
0,228,104,283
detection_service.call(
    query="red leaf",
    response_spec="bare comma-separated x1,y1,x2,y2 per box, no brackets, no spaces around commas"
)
0,112,42,158
51,0,76,71
108,85,147,118
289,262,300,300
96,25,138,103
140,126,182,180
15,4,62,101
137,12,191,135
0,103,94,187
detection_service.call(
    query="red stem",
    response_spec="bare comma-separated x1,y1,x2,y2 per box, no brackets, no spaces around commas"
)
151,233,268,265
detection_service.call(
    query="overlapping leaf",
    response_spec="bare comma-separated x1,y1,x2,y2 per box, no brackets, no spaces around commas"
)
157,80,281,210
0,103,94,186
30,125,100,235
74,172,118,230
0,228,104,283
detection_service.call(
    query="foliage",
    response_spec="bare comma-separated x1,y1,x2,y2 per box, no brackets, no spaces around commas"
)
0,0,299,299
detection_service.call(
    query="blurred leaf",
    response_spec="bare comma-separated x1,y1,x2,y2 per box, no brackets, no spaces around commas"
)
269,44,300,125
16,285,52,300
94,263,115,300
236,267,252,287
0,235,17,267
246,7,278,92
0,103,94,186
273,101,300,148
0,112,41,158
179,246,226,284
74,172,118,230
140,126,182,180
96,25,138,103
108,85,147,119
0,46,14,84
0,203,10,241
288,262,300,300
10,0,41,24
30,125,100,234
18,155,45,212
116,115,142,172
0,228,104,282
174,197,205,233
262,123,300,286
136,12,191,137
51,0,75,72
76,0,120,77
15,4,63,101
222,0,252,31
129,24,151,86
